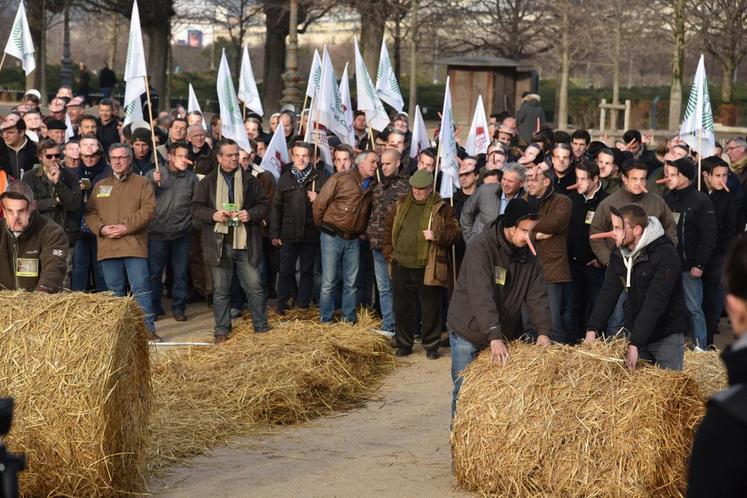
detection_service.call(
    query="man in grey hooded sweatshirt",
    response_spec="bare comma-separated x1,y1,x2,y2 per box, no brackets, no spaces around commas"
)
584,204,686,370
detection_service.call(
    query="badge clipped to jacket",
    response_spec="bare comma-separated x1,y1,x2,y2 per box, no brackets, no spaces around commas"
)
585,210,595,225
97,185,113,198
16,258,39,277
495,265,507,286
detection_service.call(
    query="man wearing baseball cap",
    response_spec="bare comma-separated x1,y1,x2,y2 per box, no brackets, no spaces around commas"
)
0,181,68,292
663,156,717,350
447,197,551,417
0,113,38,179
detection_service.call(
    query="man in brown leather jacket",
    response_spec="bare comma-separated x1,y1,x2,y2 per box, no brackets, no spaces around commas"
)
312,151,377,323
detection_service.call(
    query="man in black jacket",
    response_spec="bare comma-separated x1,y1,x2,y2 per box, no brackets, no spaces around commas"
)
567,160,608,343
96,99,120,153
447,198,551,416
0,114,37,179
192,139,270,342
586,204,686,370
701,157,738,346
663,157,716,349
687,234,747,498
270,142,328,315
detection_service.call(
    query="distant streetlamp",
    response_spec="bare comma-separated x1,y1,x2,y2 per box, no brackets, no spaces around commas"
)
280,0,302,112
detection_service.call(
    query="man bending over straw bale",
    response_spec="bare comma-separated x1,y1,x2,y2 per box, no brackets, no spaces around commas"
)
585,204,686,370
447,198,552,417
0,181,68,293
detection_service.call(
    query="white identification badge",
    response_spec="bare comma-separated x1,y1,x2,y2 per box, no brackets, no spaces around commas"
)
672,212,681,225
585,210,595,225
495,266,507,286
16,258,39,277
97,185,113,198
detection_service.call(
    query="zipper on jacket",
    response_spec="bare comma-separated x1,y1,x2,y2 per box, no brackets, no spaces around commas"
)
10,232,19,289
682,211,686,263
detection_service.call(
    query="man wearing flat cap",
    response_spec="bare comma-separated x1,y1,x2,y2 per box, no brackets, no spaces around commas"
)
0,181,68,292
447,197,551,417
382,169,461,360
663,156,717,350
46,119,67,145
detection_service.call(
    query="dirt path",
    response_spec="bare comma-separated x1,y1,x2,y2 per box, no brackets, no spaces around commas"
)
148,311,470,498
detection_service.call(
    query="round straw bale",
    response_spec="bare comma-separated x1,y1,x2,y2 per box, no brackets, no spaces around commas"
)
451,340,704,497
148,310,394,471
0,291,151,497
683,349,727,400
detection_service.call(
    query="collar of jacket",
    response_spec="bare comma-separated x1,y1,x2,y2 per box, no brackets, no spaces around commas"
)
529,184,554,206
7,137,28,153
672,183,697,201
583,182,603,202
495,220,530,263
731,154,747,175
113,169,132,181
621,188,645,202
381,169,407,187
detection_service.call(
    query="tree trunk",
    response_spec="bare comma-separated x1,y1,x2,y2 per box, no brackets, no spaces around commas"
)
393,15,401,81
262,4,289,114
165,41,172,109
721,60,734,103
610,15,621,130
667,0,685,130
25,0,44,91
557,10,570,130
143,24,169,111
359,6,386,77
39,2,47,105
407,0,419,112
108,16,118,70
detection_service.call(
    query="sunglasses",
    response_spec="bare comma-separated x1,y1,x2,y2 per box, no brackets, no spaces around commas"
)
45,153,62,159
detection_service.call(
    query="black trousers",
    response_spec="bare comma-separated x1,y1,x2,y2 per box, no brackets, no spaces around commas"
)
392,261,442,351
277,240,318,310
702,255,725,347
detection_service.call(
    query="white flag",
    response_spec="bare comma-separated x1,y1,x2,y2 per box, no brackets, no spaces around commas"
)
123,0,148,126
3,0,35,76
260,120,288,181
464,95,490,156
375,39,404,112
410,105,430,159
354,37,390,132
238,44,263,116
437,77,460,199
64,112,74,143
679,54,715,159
187,83,207,130
318,47,354,146
217,49,251,153
305,91,334,172
338,63,355,146
305,49,322,100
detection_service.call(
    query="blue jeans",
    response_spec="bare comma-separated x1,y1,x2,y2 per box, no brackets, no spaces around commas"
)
100,257,155,332
319,232,360,323
639,333,685,370
450,331,480,418
682,272,707,348
372,249,394,332
148,234,191,315
606,292,627,337
72,233,107,292
210,243,268,336
546,282,574,344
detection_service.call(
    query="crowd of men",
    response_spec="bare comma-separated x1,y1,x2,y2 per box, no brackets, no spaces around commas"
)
0,88,744,367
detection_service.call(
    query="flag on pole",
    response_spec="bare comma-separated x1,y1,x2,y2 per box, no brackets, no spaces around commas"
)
260,120,288,181
123,0,148,126
318,47,354,146
375,39,404,112
217,49,251,152
305,49,322,99
437,77,460,199
338,63,355,146
679,54,715,159
305,91,334,173
410,105,430,159
238,44,263,116
464,95,490,156
3,0,35,75
64,112,74,143
354,37,390,132
187,83,207,130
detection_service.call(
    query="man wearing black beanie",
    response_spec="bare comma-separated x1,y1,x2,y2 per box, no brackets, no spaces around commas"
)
447,198,552,418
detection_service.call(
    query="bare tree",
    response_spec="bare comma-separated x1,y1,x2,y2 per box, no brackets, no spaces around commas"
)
693,0,747,102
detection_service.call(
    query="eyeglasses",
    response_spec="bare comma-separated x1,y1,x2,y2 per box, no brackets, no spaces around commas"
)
45,153,62,159
81,153,100,159
110,156,130,162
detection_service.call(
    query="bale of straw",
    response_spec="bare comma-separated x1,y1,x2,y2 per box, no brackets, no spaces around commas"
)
684,349,727,400
451,340,704,497
0,291,151,497
148,309,394,471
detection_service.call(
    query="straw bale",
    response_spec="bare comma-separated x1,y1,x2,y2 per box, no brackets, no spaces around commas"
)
452,340,704,497
148,309,394,471
683,349,727,400
0,291,151,497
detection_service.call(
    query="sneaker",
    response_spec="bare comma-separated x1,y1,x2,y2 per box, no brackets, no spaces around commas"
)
372,329,395,338
426,349,440,360
214,335,229,345
255,326,272,334
693,345,706,353
148,331,164,343
395,347,412,357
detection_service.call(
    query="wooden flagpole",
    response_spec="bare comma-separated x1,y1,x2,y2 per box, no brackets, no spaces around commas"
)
697,129,702,190
143,74,159,174
301,93,309,118
368,126,380,181
0,53,7,74
311,106,320,192
426,139,443,231
450,196,457,285
243,102,247,121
